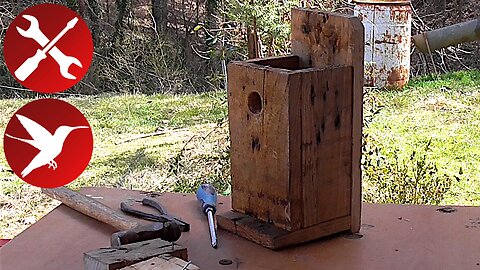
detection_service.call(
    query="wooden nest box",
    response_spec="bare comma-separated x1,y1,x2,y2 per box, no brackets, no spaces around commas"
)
217,8,364,250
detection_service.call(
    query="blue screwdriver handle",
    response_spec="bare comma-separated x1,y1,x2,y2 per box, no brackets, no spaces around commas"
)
196,183,217,214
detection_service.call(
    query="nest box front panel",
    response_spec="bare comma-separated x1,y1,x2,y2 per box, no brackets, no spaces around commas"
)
228,62,294,230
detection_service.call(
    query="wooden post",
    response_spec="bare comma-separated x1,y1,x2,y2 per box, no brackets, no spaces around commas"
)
217,8,364,249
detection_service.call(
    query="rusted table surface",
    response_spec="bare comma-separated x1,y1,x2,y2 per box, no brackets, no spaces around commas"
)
0,187,479,270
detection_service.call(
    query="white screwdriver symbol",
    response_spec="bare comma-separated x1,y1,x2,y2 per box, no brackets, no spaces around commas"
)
15,17,78,82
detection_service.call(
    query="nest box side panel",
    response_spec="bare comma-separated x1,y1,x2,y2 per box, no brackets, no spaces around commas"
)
291,8,364,232
287,71,304,231
227,62,295,230
300,66,353,227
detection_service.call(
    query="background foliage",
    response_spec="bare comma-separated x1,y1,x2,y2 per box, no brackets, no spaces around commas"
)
1,0,478,96
1,0,345,96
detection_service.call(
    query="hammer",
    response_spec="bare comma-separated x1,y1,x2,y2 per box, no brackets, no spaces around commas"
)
42,187,182,246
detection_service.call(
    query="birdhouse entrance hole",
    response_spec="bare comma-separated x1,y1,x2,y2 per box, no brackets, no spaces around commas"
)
247,92,262,114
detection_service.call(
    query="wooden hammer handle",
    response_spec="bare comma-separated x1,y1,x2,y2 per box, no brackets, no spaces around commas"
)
42,187,138,231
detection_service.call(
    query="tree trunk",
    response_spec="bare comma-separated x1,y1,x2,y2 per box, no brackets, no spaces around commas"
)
206,0,217,30
247,17,260,59
152,0,168,33
78,0,86,18
87,0,101,45
113,0,129,43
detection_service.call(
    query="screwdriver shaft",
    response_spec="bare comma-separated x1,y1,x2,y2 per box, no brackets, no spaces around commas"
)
207,210,217,248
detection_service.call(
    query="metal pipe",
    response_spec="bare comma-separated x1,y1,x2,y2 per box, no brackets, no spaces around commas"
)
412,18,480,53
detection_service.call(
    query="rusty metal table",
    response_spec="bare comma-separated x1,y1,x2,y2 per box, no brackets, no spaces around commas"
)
0,187,479,270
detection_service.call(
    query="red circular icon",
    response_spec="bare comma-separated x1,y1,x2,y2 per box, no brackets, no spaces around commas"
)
3,99,93,188
3,3,93,93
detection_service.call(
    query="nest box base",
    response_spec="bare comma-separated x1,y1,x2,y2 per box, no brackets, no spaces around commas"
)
217,210,351,250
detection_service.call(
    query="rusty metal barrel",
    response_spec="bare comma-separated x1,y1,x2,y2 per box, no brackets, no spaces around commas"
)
412,18,480,53
353,0,412,89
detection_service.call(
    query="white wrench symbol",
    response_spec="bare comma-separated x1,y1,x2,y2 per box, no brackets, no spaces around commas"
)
16,15,82,80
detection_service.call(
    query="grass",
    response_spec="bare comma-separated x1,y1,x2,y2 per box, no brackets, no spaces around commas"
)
1,69,479,239
363,70,480,205
0,91,230,238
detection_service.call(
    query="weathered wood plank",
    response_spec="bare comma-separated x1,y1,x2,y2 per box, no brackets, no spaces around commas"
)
261,68,293,229
118,255,199,270
274,216,351,248
84,239,187,270
350,15,365,234
288,69,304,231
217,210,350,250
298,69,315,227
291,8,364,232
311,67,353,225
228,60,296,230
295,66,353,227
228,62,262,215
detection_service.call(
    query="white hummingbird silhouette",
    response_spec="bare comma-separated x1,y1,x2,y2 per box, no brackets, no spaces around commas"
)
5,114,89,177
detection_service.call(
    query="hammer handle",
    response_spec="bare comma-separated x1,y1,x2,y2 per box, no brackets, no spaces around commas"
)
42,187,138,231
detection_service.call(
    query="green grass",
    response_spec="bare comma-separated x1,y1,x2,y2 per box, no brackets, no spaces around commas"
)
364,70,480,205
0,92,230,238
0,92,228,185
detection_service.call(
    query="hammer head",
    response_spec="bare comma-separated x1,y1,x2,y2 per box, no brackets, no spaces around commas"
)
111,221,181,246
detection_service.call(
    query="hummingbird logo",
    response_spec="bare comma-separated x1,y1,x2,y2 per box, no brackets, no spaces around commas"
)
5,114,89,177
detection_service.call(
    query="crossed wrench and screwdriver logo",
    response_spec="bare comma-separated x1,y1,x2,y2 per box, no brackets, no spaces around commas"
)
14,15,82,81
3,4,95,188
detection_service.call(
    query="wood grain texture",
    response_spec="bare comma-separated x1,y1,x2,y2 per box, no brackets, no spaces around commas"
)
217,210,350,250
291,8,364,232
299,66,353,227
228,62,262,216
274,215,351,248
118,255,199,270
84,239,187,270
287,67,304,231
228,61,294,230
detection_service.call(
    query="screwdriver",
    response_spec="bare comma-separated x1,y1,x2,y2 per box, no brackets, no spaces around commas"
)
196,183,218,248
